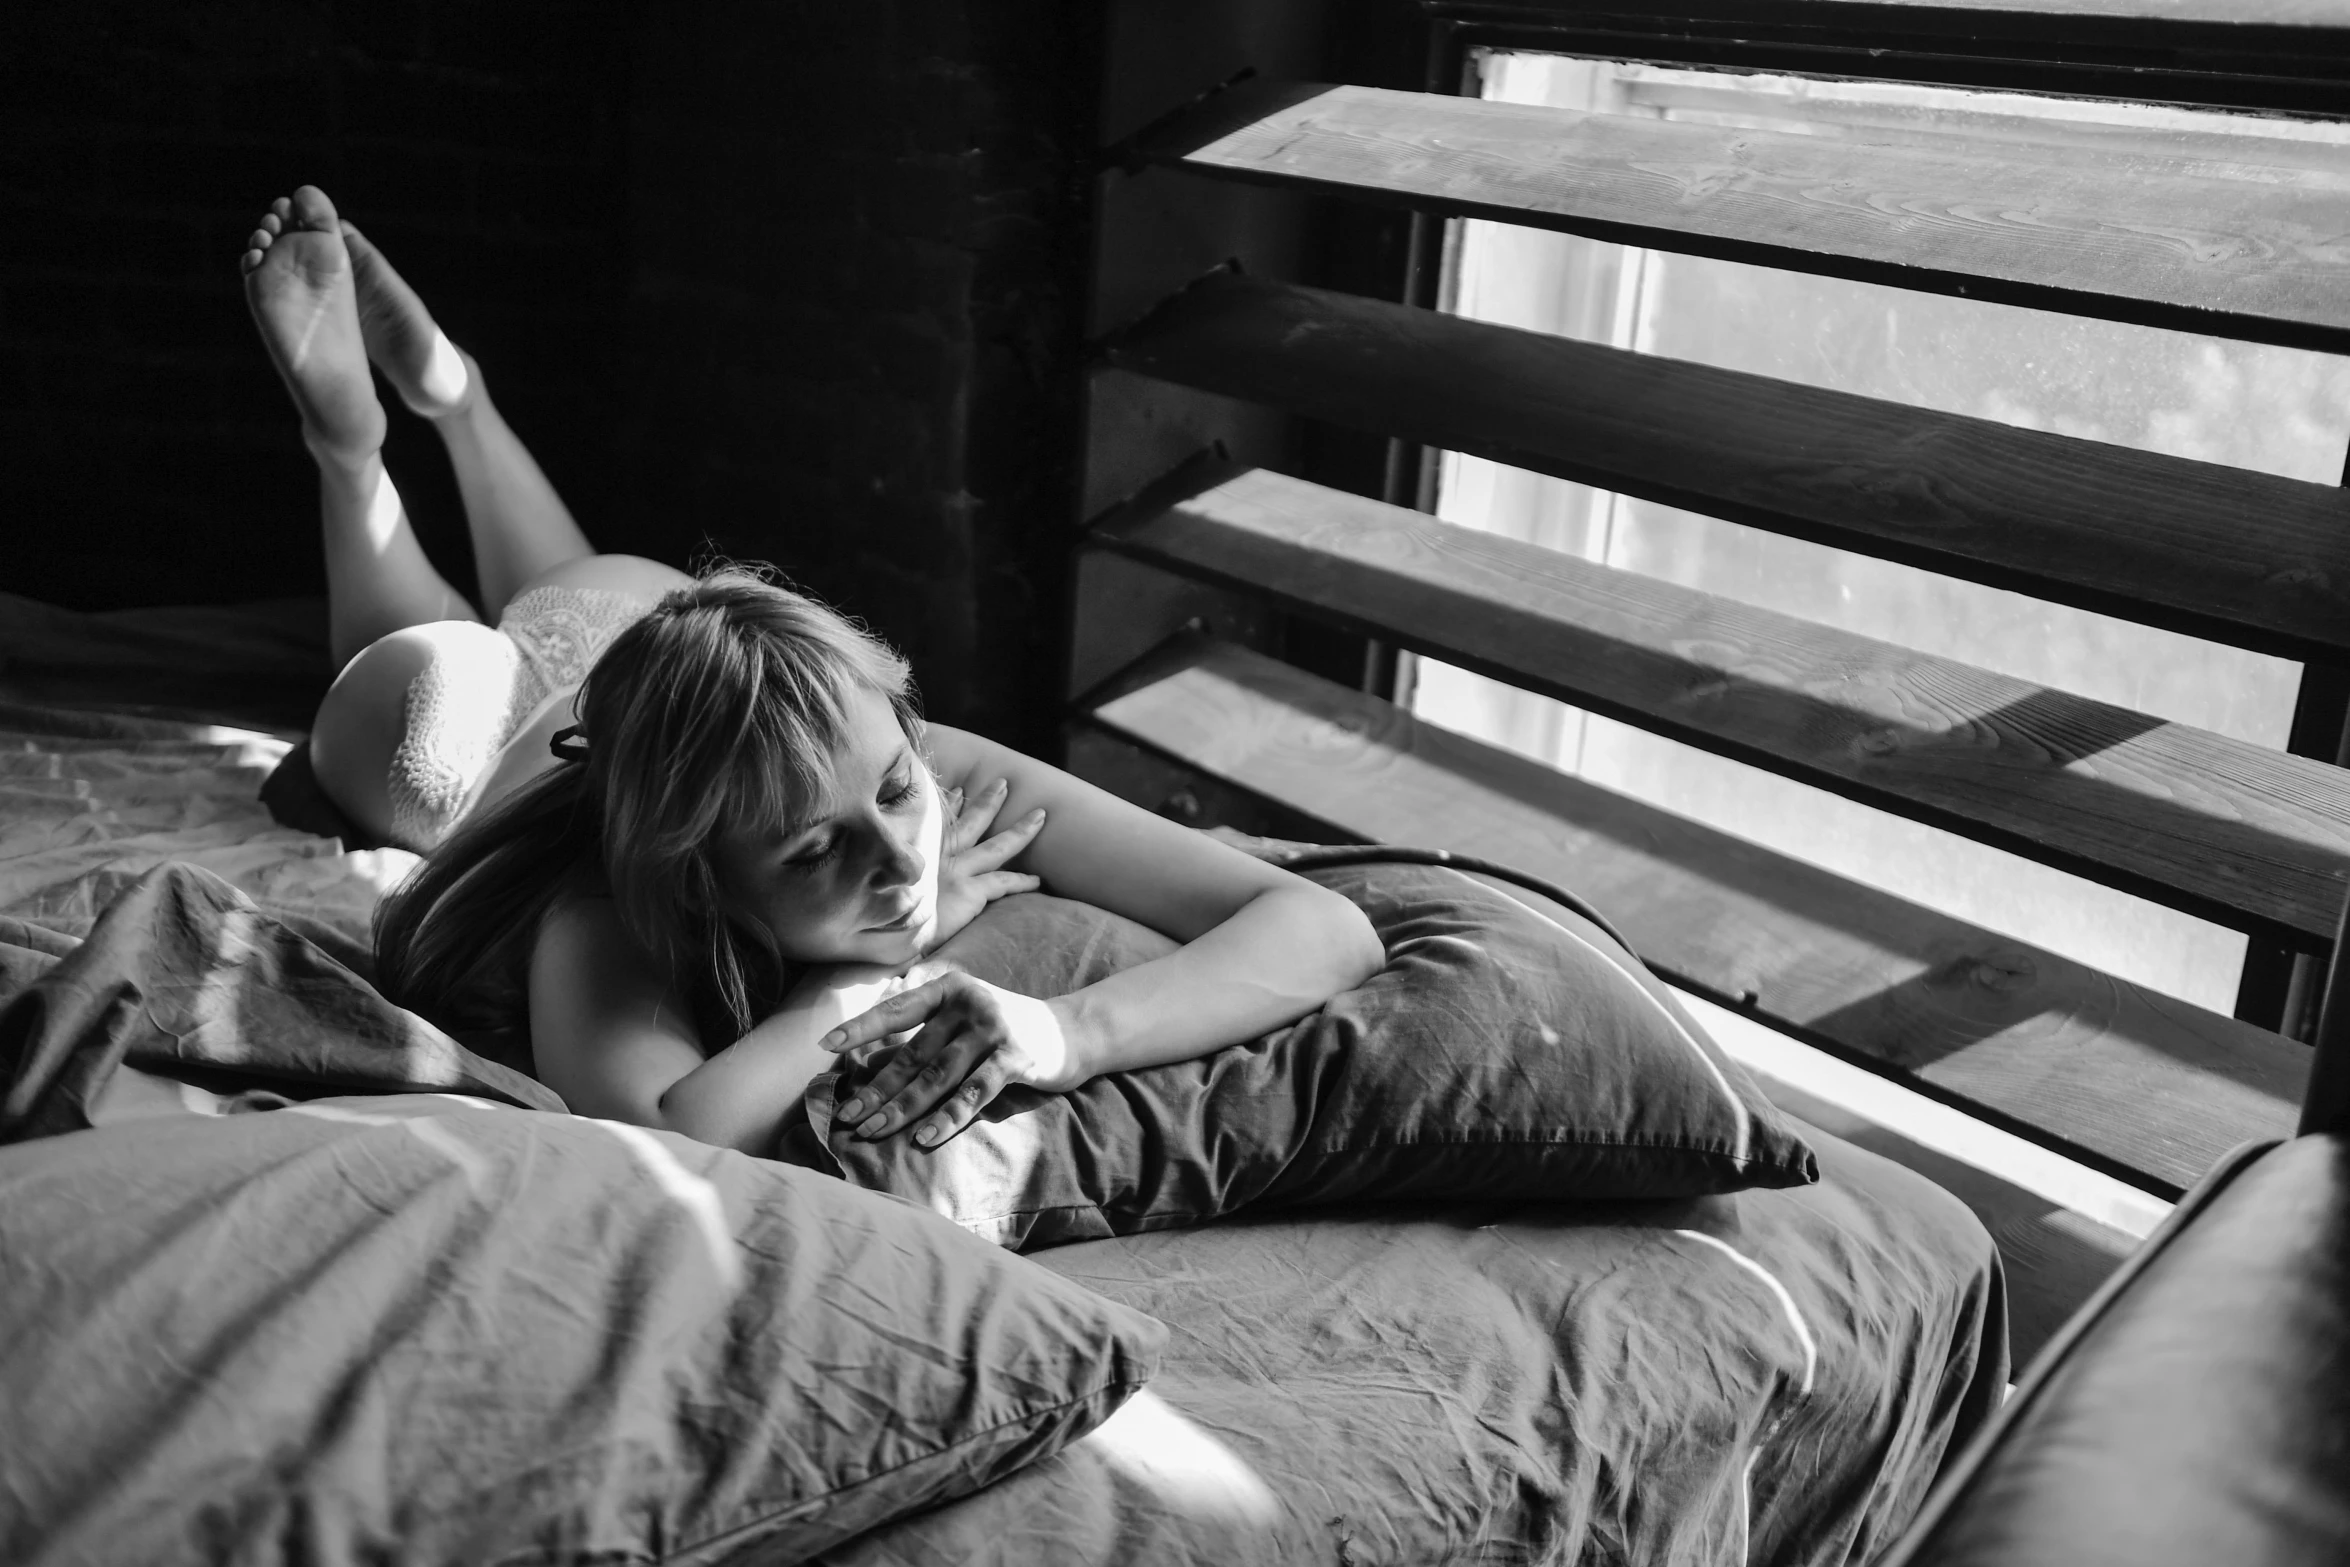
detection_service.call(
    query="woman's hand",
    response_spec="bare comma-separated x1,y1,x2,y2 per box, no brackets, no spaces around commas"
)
926,778,1045,951
823,972,1088,1148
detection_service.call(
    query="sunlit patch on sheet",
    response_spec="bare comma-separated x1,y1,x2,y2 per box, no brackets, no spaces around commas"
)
1675,1228,1819,1397
178,902,262,1063
1085,1388,1282,1532
590,1118,746,1294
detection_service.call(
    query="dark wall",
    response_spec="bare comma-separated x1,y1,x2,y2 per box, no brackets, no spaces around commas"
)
616,4,1101,750
1,0,1100,752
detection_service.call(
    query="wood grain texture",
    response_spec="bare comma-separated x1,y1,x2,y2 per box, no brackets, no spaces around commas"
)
1084,634,2306,1195
1146,80,2350,352
1103,270,2350,663
1094,466,2350,944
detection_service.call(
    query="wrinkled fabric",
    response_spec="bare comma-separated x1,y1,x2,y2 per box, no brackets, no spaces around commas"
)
0,702,413,948
0,865,2001,1566
798,864,1817,1249
825,1131,2006,1567
0,863,558,1141
0,1096,1165,1567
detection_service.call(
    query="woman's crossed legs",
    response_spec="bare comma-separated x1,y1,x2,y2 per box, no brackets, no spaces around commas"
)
240,186,687,842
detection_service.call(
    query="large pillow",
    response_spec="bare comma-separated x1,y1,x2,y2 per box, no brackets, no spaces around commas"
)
0,1093,1164,1565
788,846,1817,1250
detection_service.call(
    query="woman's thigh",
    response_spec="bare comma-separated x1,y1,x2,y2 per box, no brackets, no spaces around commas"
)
309,620,514,842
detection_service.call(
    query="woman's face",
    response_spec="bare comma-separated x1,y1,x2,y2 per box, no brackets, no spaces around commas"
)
719,684,944,968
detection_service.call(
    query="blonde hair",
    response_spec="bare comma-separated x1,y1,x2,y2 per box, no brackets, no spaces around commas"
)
375,568,918,1060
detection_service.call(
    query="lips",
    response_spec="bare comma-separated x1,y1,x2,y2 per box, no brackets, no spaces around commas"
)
869,903,923,933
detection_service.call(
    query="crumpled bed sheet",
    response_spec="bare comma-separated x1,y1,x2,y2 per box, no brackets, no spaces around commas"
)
0,702,412,949
852,1134,2004,1567
0,699,2007,1566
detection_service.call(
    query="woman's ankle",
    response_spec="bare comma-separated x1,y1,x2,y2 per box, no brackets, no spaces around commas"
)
310,441,385,490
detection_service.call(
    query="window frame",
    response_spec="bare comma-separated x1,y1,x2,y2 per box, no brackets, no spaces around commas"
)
1390,2,2350,1038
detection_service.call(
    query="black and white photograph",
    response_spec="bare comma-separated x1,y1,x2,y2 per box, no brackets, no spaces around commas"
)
5,3,2348,1563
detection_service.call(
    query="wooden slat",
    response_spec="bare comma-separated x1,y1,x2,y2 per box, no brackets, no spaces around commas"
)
1434,0,2350,35
1084,633,2307,1196
1142,79,2350,353
1100,270,2350,665
1092,464,2350,946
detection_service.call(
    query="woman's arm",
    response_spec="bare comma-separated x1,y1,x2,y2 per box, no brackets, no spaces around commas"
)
528,896,909,1153
526,781,1046,1151
823,725,1384,1145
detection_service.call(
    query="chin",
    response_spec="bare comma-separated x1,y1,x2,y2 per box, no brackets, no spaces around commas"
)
861,915,932,964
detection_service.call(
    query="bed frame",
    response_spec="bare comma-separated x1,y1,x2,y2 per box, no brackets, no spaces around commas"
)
1062,2,2350,1545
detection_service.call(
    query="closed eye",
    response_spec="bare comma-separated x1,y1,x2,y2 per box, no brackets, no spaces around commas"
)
789,836,844,869
786,769,917,868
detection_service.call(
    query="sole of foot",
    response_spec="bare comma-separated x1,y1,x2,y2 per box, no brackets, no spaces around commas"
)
241,187,385,468
343,221,474,420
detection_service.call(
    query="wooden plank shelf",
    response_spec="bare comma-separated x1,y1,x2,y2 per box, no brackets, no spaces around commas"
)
1138,79,2350,354
1082,632,2308,1197
1091,464,2350,947
1100,270,2350,665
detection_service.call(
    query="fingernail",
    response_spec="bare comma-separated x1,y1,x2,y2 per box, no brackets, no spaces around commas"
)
838,1097,863,1122
858,1114,886,1137
820,1031,842,1051
915,1125,939,1147
1028,808,1046,823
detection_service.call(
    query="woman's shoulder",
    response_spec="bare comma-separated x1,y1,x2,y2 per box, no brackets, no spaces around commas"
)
533,885,673,1004
924,722,1032,788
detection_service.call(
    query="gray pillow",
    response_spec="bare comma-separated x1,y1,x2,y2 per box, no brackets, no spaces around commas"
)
1,1061,1162,1564
786,854,1816,1250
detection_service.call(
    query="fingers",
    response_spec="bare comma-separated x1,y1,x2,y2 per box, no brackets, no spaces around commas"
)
958,807,1046,874
822,973,959,1054
973,871,1041,902
837,1015,987,1139
910,1057,1011,1148
946,777,1009,855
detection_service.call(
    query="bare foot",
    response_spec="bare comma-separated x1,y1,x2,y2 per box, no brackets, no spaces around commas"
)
240,187,385,467
341,220,474,419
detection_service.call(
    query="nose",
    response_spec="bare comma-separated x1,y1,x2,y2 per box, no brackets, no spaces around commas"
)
870,812,924,890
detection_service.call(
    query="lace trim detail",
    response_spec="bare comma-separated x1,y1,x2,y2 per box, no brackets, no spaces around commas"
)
500,585,651,702
382,586,653,852
386,631,524,853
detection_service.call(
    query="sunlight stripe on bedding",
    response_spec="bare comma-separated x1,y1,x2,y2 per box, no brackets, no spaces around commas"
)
1675,1228,1819,1397
590,1119,745,1294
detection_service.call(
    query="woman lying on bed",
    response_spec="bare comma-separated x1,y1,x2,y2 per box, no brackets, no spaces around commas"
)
241,186,1382,1156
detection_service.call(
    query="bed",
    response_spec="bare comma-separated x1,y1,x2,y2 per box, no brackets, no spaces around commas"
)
0,594,2007,1566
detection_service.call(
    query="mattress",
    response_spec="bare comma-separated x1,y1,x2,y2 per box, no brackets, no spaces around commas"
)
0,598,2005,1564
830,1133,2001,1566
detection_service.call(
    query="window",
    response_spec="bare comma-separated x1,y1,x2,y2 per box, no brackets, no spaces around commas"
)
1413,51,2350,1013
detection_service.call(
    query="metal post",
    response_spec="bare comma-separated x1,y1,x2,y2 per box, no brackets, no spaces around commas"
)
2297,882,2350,1135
